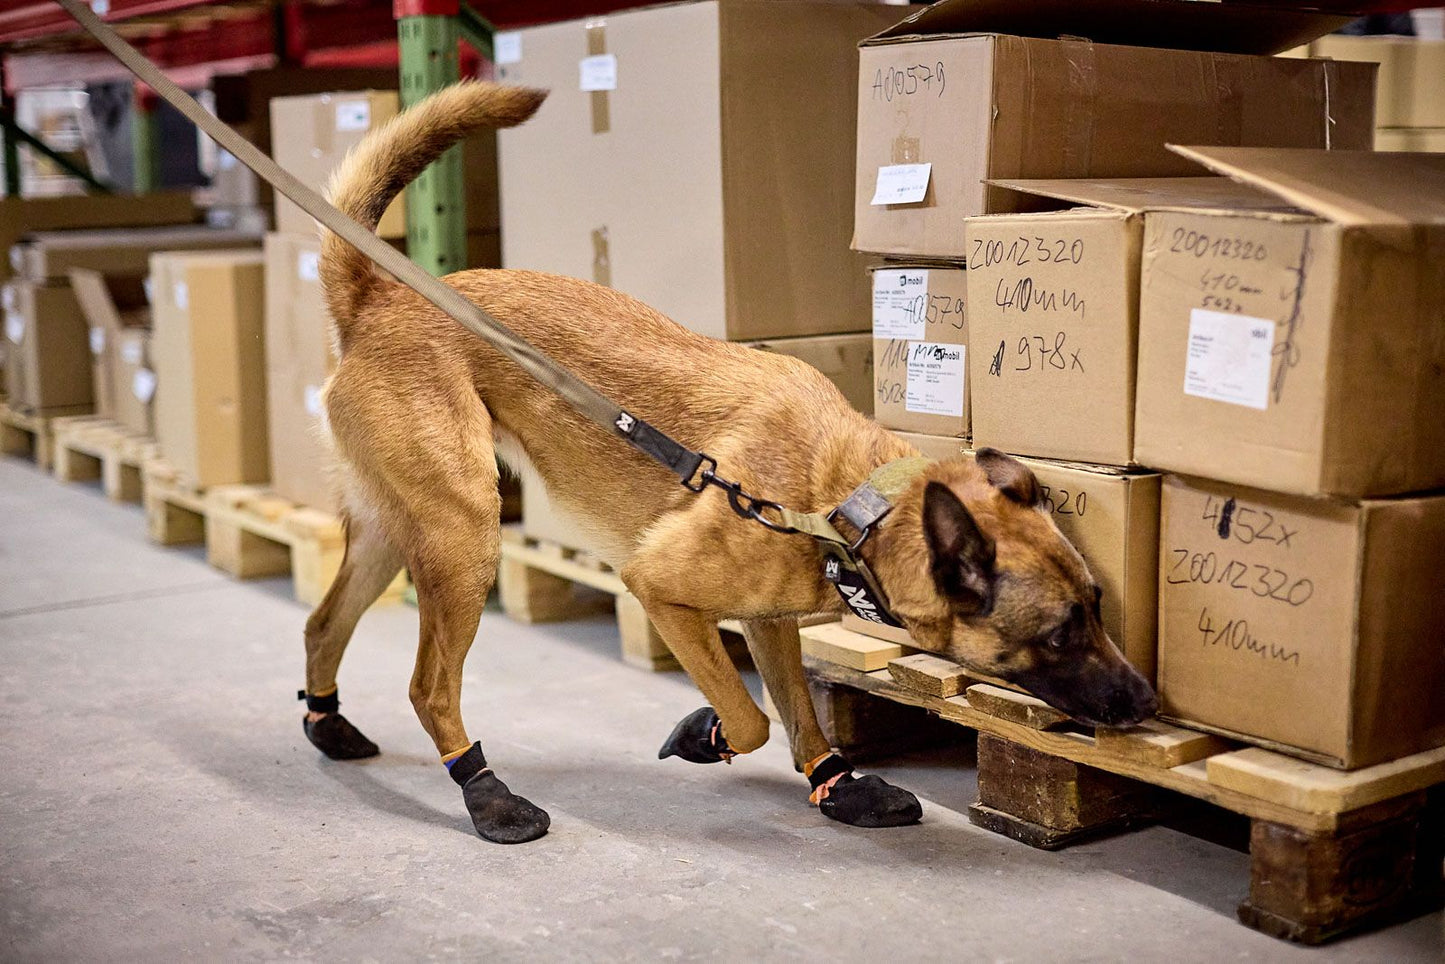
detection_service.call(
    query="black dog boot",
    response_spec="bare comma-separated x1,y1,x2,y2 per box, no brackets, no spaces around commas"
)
809,753,922,828
658,706,735,764
449,742,550,844
299,690,379,760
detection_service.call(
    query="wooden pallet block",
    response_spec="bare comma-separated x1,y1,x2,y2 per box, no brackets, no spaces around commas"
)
141,459,206,545
797,627,1445,945
52,417,156,502
0,399,89,470
886,652,970,698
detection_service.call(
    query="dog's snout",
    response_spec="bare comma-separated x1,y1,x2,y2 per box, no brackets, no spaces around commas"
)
1106,669,1158,726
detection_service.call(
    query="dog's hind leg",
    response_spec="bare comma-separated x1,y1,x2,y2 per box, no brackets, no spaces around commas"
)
299,508,405,760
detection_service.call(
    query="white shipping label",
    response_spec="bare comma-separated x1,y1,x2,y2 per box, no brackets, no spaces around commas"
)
870,163,931,206
494,32,523,64
89,326,106,356
9,247,21,272
173,281,189,311
217,149,237,171
120,340,143,365
1,285,15,312
872,269,929,340
5,313,23,345
132,368,157,403
905,342,966,417
142,277,154,304
304,384,325,417
1183,308,1275,411
579,54,617,92
297,250,321,282
335,100,371,132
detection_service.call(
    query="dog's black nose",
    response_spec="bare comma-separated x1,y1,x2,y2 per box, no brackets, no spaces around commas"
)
1108,671,1158,725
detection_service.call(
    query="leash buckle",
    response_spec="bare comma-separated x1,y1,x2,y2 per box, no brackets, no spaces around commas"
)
682,453,717,492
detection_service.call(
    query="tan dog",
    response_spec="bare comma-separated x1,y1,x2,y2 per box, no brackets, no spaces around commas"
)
300,81,1156,843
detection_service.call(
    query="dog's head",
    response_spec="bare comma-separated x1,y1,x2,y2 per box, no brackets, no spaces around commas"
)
871,449,1156,727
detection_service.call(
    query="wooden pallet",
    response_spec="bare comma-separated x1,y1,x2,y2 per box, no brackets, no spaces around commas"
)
497,526,760,671
799,623,1445,945
0,399,91,471
141,459,406,607
51,417,157,502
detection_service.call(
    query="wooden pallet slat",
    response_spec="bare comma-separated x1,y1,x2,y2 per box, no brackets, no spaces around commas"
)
51,417,156,502
1206,745,1445,816
0,399,89,471
886,652,970,697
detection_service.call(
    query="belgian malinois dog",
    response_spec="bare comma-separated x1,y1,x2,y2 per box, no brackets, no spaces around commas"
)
301,82,1156,843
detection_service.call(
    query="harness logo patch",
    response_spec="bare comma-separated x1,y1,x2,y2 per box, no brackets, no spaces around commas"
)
615,412,635,433
824,558,841,581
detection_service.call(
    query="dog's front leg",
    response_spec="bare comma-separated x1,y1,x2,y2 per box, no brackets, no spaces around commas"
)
632,594,771,761
741,618,830,768
743,618,923,828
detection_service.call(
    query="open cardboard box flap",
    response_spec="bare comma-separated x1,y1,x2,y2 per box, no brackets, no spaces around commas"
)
1169,146,1445,227
985,176,1293,216
866,0,1352,55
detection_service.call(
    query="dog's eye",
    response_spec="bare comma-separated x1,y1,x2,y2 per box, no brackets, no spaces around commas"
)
1047,625,1069,650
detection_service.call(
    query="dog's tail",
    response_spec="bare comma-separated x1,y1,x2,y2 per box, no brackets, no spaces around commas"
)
320,81,547,334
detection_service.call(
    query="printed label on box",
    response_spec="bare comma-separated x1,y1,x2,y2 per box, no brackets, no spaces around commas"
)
579,54,617,92
1183,308,1275,411
906,342,965,417
121,340,143,365
304,384,324,417
494,32,523,65
218,149,237,171
1,285,15,312
89,326,106,356
297,250,321,282
335,100,371,132
872,269,929,340
5,313,23,345
173,281,189,311
142,277,154,304
132,368,157,403
871,163,931,206
9,248,21,272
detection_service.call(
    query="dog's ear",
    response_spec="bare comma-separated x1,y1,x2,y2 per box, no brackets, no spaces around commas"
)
976,447,1043,507
922,481,996,614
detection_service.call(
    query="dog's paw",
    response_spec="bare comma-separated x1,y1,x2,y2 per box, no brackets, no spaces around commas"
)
818,774,922,828
657,706,734,764
303,713,380,760
462,771,550,844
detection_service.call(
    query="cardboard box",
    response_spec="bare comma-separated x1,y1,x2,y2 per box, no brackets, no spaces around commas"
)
891,431,1160,678
870,264,967,436
1376,127,1445,153
13,225,261,284
852,0,1375,257
270,91,405,239
0,191,195,283
112,327,155,438
69,269,150,424
498,0,900,341
2,280,93,413
746,332,874,415
1158,474,1445,769
1312,35,1445,128
149,250,269,488
1134,147,1445,498
965,177,1287,465
263,233,336,512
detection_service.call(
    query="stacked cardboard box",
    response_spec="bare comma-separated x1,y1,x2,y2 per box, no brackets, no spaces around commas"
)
149,250,270,489
1130,147,1445,769
4,224,259,415
69,270,155,436
1309,34,1445,154
844,0,1374,698
497,0,903,543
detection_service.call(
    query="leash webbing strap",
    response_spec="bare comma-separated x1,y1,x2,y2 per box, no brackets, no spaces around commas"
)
56,0,706,488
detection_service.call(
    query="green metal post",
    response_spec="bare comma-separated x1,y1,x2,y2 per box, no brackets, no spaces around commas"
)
131,85,159,194
397,1,468,276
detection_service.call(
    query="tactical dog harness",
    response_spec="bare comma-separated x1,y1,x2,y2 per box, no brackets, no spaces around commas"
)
58,0,924,625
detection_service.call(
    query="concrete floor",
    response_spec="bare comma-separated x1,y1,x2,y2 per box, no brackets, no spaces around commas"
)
1,456,1441,963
